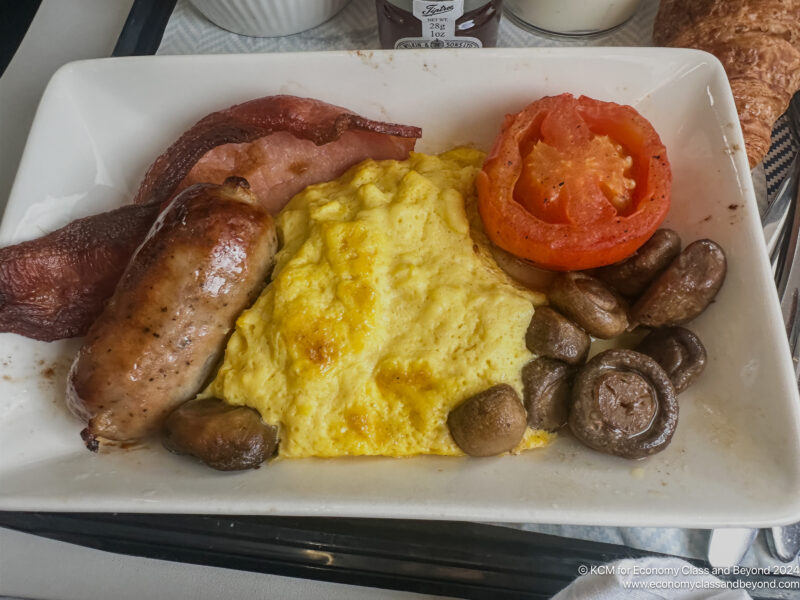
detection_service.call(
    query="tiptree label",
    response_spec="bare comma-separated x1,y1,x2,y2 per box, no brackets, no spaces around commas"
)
395,0,482,49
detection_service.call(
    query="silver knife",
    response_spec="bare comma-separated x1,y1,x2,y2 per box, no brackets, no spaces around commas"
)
764,93,800,563
768,524,800,562
776,173,800,327
763,153,799,259
775,94,800,323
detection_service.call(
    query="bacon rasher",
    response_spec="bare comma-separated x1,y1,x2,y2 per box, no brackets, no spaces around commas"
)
0,96,421,341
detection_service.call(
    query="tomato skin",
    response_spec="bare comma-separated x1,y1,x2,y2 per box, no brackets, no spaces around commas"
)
478,94,671,271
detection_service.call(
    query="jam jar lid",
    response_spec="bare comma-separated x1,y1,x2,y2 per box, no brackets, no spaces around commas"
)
382,0,496,11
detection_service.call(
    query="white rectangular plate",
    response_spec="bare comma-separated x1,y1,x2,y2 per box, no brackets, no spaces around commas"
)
2,49,799,527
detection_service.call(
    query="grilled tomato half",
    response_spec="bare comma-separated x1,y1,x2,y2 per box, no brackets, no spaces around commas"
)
477,94,671,271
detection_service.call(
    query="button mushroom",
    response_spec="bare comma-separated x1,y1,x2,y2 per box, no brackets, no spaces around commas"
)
525,306,591,366
630,239,727,328
569,349,678,459
447,384,527,457
163,397,279,471
636,326,707,394
522,357,573,431
593,229,682,298
549,271,629,339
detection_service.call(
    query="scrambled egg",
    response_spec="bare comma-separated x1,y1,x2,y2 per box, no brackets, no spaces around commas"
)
204,148,552,458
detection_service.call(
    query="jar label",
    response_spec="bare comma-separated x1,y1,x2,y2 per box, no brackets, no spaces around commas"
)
395,0,483,49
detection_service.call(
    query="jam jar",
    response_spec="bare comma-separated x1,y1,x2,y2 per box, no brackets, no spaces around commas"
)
376,0,502,49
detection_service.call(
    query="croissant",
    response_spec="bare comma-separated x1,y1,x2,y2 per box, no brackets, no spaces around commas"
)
653,0,800,167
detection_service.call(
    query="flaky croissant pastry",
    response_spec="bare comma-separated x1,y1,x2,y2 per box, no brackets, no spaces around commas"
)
653,0,800,167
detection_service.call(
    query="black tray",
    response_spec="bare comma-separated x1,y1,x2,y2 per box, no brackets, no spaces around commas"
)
0,512,687,599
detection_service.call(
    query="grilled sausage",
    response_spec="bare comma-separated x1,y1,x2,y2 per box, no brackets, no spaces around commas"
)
66,177,277,450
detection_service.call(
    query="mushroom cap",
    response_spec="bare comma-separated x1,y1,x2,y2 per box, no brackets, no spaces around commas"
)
447,384,527,457
569,349,678,459
522,357,573,431
525,306,591,366
630,239,727,328
636,326,707,394
593,228,682,298
549,272,629,339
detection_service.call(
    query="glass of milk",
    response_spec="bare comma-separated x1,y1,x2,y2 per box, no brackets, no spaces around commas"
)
505,0,641,36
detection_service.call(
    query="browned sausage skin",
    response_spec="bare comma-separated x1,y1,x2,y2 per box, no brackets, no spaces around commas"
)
67,177,278,450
